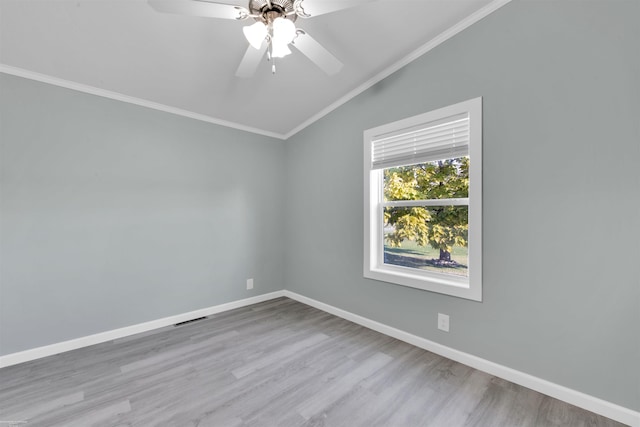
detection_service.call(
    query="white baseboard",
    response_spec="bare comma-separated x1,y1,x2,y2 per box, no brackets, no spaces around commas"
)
1,289,637,426
282,291,639,427
0,291,285,369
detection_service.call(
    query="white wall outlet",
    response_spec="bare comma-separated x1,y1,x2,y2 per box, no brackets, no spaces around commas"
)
438,313,450,332
246,278,254,290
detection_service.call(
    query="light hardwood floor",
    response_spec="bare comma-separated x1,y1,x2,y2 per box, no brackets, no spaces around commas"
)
0,298,626,426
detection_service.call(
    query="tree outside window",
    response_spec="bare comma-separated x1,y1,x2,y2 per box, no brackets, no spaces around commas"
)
383,157,469,277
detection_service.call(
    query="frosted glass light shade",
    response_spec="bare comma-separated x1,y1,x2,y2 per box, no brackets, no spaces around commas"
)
271,40,292,58
243,22,267,49
272,17,296,44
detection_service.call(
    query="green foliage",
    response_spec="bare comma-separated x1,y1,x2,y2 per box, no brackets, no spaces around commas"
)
384,157,469,260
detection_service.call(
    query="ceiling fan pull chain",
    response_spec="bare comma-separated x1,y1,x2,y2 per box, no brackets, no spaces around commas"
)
266,44,276,74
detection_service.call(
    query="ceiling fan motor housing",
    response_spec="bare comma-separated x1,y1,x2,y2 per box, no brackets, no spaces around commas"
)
249,0,297,23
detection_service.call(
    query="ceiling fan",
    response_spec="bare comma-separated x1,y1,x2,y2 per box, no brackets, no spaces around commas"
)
148,0,375,77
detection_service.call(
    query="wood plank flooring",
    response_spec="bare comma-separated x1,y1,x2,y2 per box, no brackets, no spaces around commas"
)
0,298,626,426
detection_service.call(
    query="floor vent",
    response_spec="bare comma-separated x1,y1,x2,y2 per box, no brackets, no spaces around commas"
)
174,316,207,327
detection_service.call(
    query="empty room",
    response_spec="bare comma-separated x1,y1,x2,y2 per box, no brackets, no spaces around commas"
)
0,0,638,426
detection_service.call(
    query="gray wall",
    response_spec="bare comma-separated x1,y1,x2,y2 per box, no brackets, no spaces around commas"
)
1,0,638,414
284,0,639,411
0,74,285,355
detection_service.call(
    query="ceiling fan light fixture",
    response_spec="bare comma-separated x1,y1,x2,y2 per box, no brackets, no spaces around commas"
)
149,0,346,77
243,21,267,49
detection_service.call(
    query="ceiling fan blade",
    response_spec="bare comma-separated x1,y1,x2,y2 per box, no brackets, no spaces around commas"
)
148,0,249,20
293,31,343,75
236,43,268,78
294,0,376,17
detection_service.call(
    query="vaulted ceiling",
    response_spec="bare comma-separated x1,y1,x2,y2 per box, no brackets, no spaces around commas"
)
0,0,508,138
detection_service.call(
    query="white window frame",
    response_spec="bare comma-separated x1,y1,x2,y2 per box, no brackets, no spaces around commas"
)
363,97,482,301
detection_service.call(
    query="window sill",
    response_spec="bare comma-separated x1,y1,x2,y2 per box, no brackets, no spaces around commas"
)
364,266,481,301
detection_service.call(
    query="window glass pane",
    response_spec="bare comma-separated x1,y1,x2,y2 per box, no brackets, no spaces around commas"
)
383,205,468,277
383,157,469,201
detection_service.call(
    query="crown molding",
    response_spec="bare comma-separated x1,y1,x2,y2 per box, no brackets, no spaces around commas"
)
0,64,287,140
282,0,512,139
1,0,511,141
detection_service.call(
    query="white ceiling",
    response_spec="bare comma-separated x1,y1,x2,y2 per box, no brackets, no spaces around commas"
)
0,0,507,138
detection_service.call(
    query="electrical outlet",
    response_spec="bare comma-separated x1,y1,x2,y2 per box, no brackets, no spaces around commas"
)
438,313,450,332
246,278,254,290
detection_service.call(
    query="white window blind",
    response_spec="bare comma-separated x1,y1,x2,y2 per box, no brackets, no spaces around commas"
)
371,112,470,170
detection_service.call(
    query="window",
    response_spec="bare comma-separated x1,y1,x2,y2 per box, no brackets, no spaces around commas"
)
363,98,482,301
